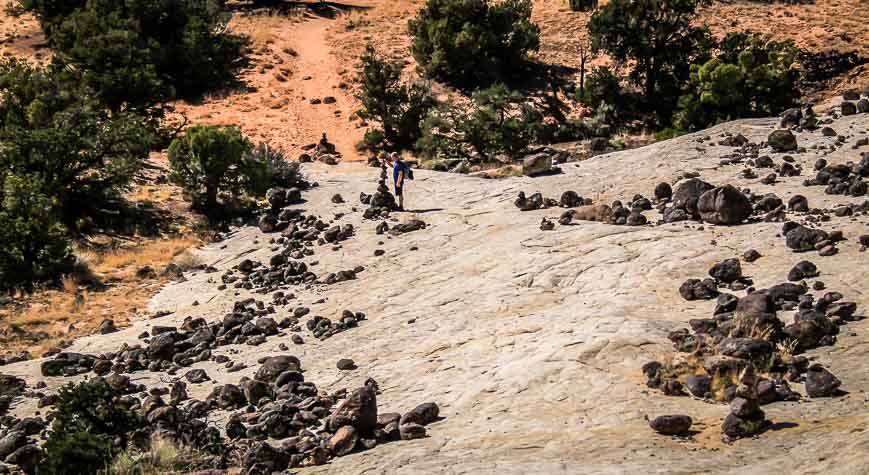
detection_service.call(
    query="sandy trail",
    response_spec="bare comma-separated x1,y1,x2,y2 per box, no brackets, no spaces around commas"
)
171,9,366,162
285,14,365,161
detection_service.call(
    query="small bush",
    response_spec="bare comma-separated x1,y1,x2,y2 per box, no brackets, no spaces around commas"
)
42,379,143,475
408,0,540,88
168,125,259,213
0,174,73,291
243,142,304,192
417,83,543,162
355,45,434,152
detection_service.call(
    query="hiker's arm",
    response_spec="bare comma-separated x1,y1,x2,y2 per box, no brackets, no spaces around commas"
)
396,171,404,187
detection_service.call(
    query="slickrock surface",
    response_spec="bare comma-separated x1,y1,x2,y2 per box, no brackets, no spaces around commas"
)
4,111,869,473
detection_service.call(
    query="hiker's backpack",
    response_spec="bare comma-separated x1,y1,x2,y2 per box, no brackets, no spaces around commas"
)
399,161,414,180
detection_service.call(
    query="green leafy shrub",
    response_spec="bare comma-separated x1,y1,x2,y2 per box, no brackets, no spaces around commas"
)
417,83,543,161
244,142,305,193
168,125,260,213
20,0,245,115
0,59,152,225
588,0,713,125
0,174,73,291
674,34,800,131
42,379,143,475
408,0,540,88
355,45,434,152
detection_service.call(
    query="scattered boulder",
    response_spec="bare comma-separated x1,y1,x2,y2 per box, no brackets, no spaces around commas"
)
785,224,829,252
329,386,378,434
840,101,856,116
743,249,761,262
679,278,718,301
522,152,552,177
654,182,672,201
673,179,715,218
788,261,819,282
328,426,359,456
98,319,118,334
400,403,440,426
697,185,752,225
709,258,742,283
649,415,692,435
805,364,841,397
337,359,356,371
768,130,797,152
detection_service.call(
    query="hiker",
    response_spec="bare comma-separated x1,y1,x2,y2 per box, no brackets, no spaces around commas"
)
388,152,413,211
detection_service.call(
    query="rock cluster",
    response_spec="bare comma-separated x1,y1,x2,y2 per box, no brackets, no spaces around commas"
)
514,190,592,212
299,133,341,165
802,152,868,197
8,350,441,474
361,161,398,219
646,256,859,440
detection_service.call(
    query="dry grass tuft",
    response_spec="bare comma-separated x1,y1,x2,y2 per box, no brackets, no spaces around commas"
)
88,237,198,278
109,435,213,475
0,236,201,356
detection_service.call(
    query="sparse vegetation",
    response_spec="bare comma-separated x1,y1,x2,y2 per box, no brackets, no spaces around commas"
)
244,142,305,192
108,435,214,475
356,45,435,152
569,0,597,12
0,59,152,291
408,0,540,88
0,59,153,226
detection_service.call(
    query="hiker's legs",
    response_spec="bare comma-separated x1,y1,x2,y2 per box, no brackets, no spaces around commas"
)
395,184,404,210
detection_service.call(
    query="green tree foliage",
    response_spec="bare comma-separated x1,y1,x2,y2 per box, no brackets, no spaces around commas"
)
674,34,800,131
12,0,84,36
0,175,73,291
355,45,434,152
20,0,245,115
588,0,712,124
417,83,543,161
168,125,259,212
0,59,152,224
42,379,143,475
408,0,540,88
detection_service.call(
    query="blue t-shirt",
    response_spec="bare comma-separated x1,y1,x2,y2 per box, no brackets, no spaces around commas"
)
393,161,407,184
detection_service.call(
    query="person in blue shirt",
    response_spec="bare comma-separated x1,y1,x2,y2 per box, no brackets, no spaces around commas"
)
388,152,412,211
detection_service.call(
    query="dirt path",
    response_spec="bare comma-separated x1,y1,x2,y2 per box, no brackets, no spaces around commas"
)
285,14,364,161
173,9,366,162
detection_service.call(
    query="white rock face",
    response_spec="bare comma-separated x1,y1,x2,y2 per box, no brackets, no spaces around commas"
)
5,114,869,474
